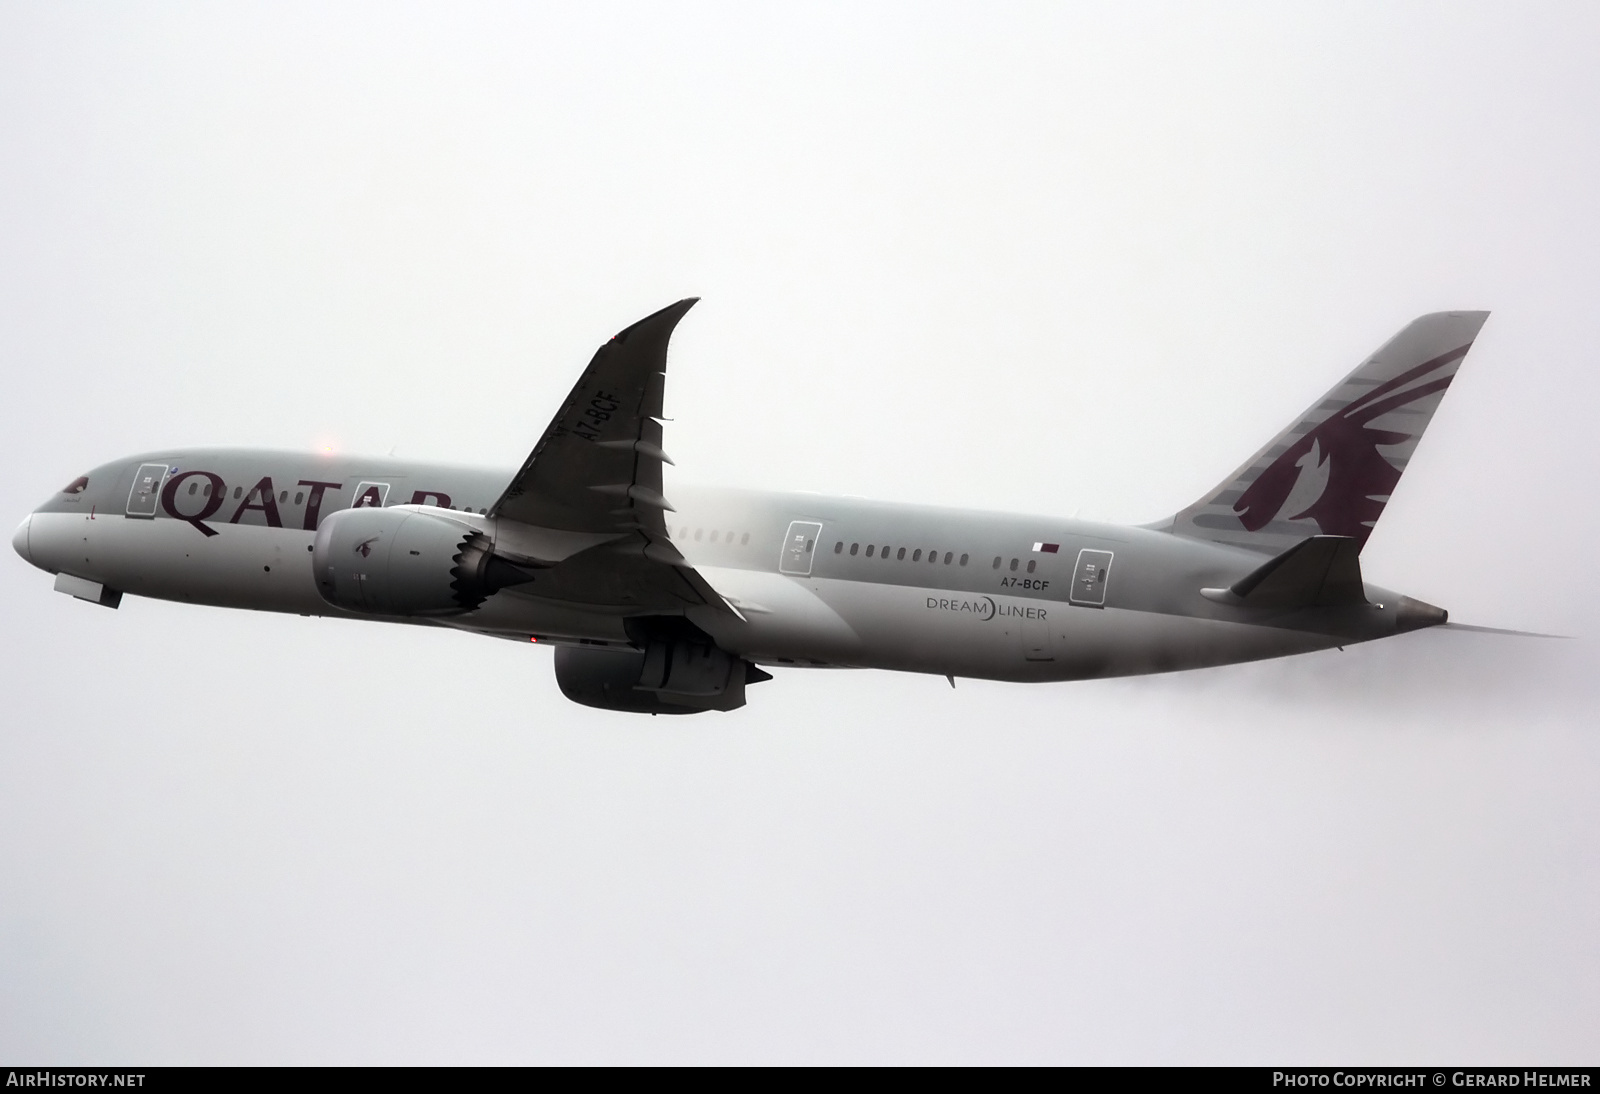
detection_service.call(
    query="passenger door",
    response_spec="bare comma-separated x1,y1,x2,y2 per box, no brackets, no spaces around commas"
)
126,463,169,518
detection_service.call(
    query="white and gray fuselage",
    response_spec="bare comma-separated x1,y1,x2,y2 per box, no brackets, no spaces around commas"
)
14,448,1430,684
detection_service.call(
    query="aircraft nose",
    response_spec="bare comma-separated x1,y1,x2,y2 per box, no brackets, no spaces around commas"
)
12,514,33,566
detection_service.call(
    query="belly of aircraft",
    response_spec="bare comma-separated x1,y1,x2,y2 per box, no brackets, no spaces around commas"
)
685,569,1340,682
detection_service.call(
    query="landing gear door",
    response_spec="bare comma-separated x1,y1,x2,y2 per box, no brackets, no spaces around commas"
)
126,463,170,518
778,521,823,576
1069,549,1114,607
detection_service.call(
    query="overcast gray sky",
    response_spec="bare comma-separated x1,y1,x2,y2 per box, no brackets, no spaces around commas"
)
2,1,1597,1064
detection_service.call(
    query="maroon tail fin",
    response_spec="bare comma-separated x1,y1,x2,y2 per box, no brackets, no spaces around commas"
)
1160,311,1489,555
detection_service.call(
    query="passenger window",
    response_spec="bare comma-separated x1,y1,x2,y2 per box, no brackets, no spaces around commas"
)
694,528,703,541
958,553,967,566
850,543,859,556
294,492,304,505
188,482,198,495
835,542,844,554
202,483,211,496
993,556,1001,569
897,547,905,560
710,530,719,543
866,545,875,558
912,549,921,561
279,490,288,503
1010,558,1019,571
233,486,242,499
740,533,749,545
726,531,735,543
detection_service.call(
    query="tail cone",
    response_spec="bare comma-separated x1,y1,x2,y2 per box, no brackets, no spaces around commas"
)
1396,596,1448,633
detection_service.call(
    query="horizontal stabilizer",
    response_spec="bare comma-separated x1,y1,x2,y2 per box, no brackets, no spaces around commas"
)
1203,535,1366,609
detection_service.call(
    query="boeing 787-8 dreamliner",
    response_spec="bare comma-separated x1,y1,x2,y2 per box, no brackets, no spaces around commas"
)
14,301,1490,713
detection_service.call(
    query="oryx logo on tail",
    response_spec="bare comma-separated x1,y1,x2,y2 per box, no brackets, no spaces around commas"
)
1166,311,1489,554
1233,344,1470,546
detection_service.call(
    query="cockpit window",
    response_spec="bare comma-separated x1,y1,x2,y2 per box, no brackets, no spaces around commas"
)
61,476,88,495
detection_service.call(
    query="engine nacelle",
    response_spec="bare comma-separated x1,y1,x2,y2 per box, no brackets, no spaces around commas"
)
313,506,528,616
554,643,769,714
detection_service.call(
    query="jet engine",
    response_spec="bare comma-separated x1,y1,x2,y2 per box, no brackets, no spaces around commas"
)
554,638,771,714
312,506,531,615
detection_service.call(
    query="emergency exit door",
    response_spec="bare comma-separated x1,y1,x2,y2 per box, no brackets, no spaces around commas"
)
778,521,823,576
1070,549,1114,607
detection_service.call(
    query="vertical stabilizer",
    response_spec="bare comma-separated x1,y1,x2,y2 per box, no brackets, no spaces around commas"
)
1162,311,1489,554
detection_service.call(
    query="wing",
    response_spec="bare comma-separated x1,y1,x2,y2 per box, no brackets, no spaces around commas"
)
492,298,693,534
488,299,731,614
